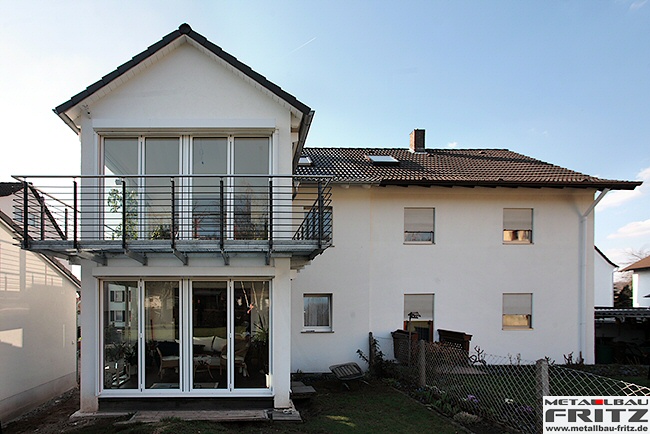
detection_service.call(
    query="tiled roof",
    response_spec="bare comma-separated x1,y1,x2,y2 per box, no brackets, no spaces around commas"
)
621,256,650,272
297,147,641,190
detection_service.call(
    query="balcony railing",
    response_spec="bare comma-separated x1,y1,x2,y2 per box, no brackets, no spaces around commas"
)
12,175,332,265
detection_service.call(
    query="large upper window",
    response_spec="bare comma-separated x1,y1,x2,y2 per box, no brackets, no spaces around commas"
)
303,294,332,332
503,208,533,244
404,208,434,243
502,293,532,329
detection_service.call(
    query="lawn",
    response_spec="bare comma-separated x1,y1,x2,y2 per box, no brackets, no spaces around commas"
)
4,379,461,434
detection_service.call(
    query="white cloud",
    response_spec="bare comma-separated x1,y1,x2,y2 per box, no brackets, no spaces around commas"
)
597,166,650,211
447,142,458,149
630,0,648,10
608,219,650,239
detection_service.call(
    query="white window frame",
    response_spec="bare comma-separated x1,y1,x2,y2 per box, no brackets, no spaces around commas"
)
503,208,533,244
303,293,332,332
404,207,435,244
502,293,533,330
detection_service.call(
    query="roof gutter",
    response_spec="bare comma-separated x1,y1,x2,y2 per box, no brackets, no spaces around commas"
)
292,110,315,171
578,188,610,363
55,111,81,135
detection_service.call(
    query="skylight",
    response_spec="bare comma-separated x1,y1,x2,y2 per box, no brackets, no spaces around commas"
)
298,156,313,167
365,155,399,166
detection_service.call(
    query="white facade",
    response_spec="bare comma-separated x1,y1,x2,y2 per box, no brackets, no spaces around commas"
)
0,208,78,424
63,34,308,413
292,185,598,369
632,271,650,307
594,248,616,307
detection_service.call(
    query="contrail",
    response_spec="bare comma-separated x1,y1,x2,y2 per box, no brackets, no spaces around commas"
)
288,37,317,55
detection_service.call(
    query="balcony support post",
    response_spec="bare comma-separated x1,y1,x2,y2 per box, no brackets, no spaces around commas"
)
121,178,127,250
268,178,274,252
73,180,78,250
22,180,29,249
318,180,324,250
170,177,176,249
220,178,225,251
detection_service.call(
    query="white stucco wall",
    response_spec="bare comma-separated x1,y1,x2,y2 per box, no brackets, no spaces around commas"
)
632,271,650,307
594,250,615,307
292,185,597,371
0,220,78,424
71,39,301,411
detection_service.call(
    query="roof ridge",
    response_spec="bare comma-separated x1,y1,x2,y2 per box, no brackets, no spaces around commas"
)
54,23,311,119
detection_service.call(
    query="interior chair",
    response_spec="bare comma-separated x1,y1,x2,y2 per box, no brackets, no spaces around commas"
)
219,338,250,377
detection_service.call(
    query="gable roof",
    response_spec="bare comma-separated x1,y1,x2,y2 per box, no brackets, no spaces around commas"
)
0,182,23,197
621,255,650,272
595,246,618,268
53,23,314,164
297,147,641,190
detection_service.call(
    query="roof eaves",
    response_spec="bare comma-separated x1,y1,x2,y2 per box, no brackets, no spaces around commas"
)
54,23,312,129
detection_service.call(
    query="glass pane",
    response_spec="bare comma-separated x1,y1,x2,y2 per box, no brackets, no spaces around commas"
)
103,281,138,390
104,138,139,241
144,138,179,240
404,294,434,321
192,138,227,239
192,281,227,389
145,281,180,389
234,281,270,389
234,138,269,240
304,295,330,327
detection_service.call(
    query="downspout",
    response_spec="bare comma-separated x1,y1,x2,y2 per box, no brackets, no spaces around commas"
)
578,188,610,362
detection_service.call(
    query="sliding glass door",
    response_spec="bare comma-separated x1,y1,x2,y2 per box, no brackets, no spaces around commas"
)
101,279,270,394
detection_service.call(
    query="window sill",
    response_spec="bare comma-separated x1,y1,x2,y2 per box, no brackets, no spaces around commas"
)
404,241,434,245
301,329,334,334
502,327,533,331
502,241,533,245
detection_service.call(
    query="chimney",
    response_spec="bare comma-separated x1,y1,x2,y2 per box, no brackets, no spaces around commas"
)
409,129,425,152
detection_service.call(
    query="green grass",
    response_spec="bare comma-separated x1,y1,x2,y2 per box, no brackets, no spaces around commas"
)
61,379,459,434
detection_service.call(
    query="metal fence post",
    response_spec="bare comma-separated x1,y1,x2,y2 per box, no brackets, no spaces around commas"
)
419,340,426,387
369,332,375,370
535,358,550,433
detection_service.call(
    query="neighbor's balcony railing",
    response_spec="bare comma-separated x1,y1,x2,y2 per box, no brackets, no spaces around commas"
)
12,175,332,260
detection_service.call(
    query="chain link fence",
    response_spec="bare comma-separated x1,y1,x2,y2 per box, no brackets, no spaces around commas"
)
372,333,650,434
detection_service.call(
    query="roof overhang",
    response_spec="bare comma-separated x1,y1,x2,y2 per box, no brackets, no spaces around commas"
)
53,24,313,145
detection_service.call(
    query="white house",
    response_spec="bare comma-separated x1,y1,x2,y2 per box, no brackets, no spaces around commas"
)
14,24,640,415
594,247,617,307
622,256,650,308
0,183,79,425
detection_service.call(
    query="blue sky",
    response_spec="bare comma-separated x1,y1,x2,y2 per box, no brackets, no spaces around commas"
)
0,0,648,266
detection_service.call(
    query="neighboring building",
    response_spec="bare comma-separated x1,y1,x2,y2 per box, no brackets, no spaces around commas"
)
594,247,617,307
622,256,650,308
13,24,641,414
0,183,80,425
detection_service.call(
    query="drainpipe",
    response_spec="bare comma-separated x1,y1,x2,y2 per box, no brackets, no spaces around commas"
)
578,188,609,362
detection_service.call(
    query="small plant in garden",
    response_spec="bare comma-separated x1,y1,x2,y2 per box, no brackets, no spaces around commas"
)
357,336,396,378
453,411,482,425
508,352,522,365
563,351,584,366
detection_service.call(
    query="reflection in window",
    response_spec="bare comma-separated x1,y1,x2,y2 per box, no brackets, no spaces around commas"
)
234,281,270,389
303,294,332,331
145,281,180,389
103,281,138,390
502,293,532,329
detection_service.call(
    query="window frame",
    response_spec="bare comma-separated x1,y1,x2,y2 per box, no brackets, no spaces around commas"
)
503,208,533,244
302,293,333,332
404,207,435,244
502,293,533,330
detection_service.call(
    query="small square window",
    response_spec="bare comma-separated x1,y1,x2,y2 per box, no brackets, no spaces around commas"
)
303,294,332,332
502,293,532,329
503,208,532,244
404,208,434,243
110,290,125,303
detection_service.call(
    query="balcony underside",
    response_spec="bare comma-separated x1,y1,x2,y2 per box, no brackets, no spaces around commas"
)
27,239,329,269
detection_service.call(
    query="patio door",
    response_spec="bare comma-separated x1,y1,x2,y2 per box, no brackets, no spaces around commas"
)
101,279,270,394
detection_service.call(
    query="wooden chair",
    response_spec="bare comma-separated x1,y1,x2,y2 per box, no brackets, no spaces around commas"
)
156,345,179,378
